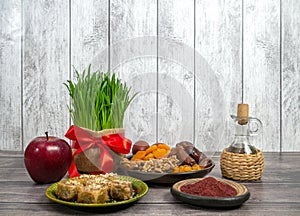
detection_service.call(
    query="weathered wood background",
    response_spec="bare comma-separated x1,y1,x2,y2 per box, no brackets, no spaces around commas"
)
0,0,299,152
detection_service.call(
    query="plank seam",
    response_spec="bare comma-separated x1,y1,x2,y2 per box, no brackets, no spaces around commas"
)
279,0,283,153
241,0,244,103
68,0,72,131
156,0,159,143
108,0,111,73
193,0,196,145
21,0,24,152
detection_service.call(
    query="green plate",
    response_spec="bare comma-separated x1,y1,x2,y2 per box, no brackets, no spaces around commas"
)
45,175,148,208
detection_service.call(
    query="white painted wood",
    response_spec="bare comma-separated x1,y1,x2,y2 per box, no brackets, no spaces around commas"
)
71,0,109,73
282,0,300,151
157,0,194,147
22,0,69,149
0,0,300,152
0,0,22,151
110,0,157,145
195,0,242,154
243,0,280,151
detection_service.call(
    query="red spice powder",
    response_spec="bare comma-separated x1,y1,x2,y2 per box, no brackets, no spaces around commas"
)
180,177,237,197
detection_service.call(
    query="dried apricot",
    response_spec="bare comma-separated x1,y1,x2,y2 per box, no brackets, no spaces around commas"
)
179,166,185,172
184,165,192,172
157,143,171,151
145,145,158,155
192,164,201,170
131,150,146,161
173,166,180,172
153,148,167,158
144,152,154,160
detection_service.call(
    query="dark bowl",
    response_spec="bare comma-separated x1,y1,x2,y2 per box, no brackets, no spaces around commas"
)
124,162,215,185
171,177,250,208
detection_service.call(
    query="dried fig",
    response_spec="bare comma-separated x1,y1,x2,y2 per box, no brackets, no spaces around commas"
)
176,147,195,166
176,141,194,149
199,157,212,167
132,140,150,155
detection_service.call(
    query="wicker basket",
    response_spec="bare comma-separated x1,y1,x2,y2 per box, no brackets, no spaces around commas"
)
220,148,264,181
74,128,125,174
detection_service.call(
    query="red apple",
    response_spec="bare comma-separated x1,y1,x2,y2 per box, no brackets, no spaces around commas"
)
24,132,72,184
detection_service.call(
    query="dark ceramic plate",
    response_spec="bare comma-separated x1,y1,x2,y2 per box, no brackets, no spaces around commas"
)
171,177,250,208
124,162,215,184
45,175,148,208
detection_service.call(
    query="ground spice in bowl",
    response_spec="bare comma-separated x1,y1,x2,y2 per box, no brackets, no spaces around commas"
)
180,177,237,197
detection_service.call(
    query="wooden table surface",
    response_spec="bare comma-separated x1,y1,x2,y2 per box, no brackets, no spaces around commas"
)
0,151,299,216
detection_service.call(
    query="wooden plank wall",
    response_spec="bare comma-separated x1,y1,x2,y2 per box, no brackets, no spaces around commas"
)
0,0,299,152
243,0,281,151
22,0,69,151
110,0,157,144
0,0,22,150
195,0,242,153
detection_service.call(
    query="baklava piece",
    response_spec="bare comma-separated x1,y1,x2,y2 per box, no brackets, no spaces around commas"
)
77,185,109,204
109,180,134,200
55,179,81,201
55,173,134,203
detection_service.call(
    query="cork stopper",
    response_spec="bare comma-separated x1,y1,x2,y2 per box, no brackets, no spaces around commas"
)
237,104,249,125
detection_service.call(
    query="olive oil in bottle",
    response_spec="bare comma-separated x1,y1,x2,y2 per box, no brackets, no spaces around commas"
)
227,104,261,154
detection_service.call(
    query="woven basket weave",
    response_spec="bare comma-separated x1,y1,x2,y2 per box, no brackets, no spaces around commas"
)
74,128,125,174
220,148,264,181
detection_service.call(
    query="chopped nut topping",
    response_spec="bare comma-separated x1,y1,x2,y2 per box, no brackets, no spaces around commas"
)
121,155,179,173
55,173,134,203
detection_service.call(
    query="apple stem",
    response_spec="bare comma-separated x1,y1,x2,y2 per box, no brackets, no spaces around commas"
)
45,132,48,141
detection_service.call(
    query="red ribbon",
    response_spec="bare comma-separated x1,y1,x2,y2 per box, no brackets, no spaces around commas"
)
65,125,132,177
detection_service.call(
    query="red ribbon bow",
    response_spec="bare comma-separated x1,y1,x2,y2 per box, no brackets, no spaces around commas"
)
65,125,132,177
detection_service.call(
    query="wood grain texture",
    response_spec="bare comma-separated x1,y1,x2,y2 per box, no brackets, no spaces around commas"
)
71,0,109,73
243,0,280,151
22,0,69,149
282,0,300,151
157,0,195,146
0,181,299,205
0,203,299,216
1,152,300,183
195,0,242,153
110,0,157,144
0,1,300,152
0,152,300,215
0,0,22,151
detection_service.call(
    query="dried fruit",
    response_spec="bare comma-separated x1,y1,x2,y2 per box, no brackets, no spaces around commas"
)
173,164,204,173
145,145,158,155
153,148,168,158
144,153,154,160
132,141,150,155
131,150,146,161
157,143,171,151
131,143,172,161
